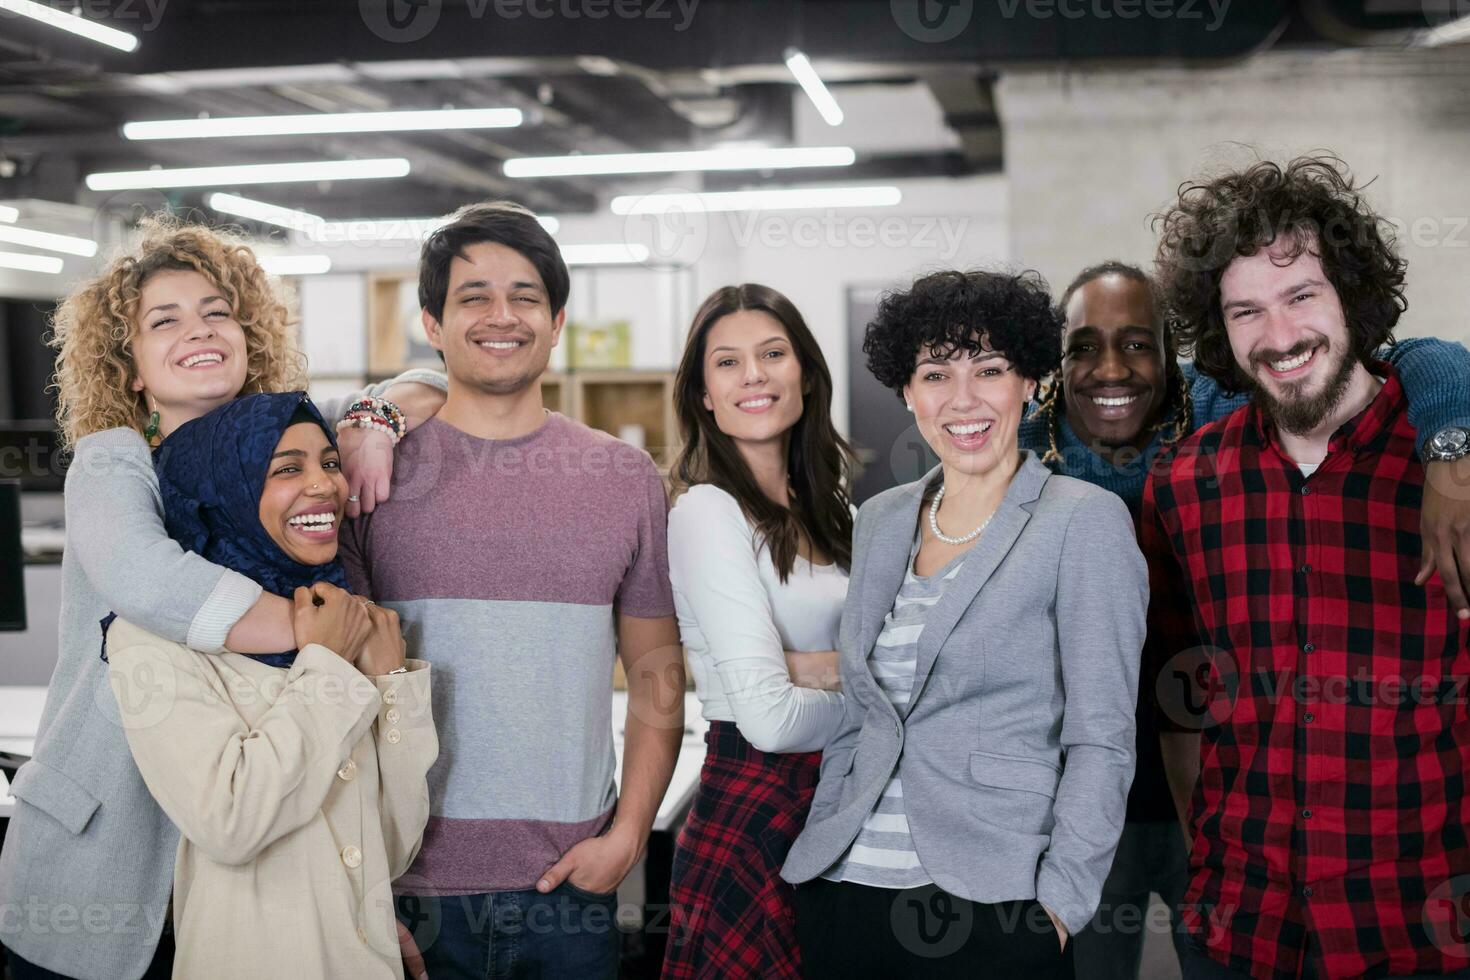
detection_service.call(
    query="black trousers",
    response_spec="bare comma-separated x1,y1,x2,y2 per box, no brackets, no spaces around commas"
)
793,878,1075,979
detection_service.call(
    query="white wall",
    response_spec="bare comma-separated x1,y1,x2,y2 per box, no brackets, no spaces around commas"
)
292,174,1010,436
997,48,1470,346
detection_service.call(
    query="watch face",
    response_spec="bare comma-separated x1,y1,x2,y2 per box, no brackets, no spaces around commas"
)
1434,428,1469,454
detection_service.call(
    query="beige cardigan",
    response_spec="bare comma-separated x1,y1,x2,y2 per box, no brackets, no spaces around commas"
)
105,616,437,979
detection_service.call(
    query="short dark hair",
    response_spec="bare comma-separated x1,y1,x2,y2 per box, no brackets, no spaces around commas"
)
863,269,1063,396
1059,260,1162,331
418,201,570,323
1153,154,1407,392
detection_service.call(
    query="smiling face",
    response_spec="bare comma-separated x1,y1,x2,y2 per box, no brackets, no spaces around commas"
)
699,309,806,449
1218,239,1360,435
129,268,249,425
422,241,564,396
903,337,1036,480
1061,274,1169,453
257,421,347,566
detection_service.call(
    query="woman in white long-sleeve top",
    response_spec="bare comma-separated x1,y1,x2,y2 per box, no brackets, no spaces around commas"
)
662,284,856,980
104,392,436,979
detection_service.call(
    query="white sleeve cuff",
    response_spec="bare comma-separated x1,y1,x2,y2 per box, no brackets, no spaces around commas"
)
185,570,264,653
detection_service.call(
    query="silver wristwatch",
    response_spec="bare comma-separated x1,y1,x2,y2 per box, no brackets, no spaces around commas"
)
1425,425,1470,462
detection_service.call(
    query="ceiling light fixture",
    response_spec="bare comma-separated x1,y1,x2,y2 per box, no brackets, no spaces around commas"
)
0,0,138,52
124,107,523,141
207,193,324,232
560,243,650,265
784,50,844,126
611,185,903,215
0,251,65,274
85,158,412,190
306,213,559,243
258,255,332,276
0,223,99,257
504,146,854,178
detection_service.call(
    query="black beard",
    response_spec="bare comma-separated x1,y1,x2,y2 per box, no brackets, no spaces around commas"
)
1240,342,1358,436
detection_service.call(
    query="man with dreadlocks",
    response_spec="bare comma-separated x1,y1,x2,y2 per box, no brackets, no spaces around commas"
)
1017,259,1470,980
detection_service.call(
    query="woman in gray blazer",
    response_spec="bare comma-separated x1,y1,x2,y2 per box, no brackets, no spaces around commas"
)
781,270,1148,979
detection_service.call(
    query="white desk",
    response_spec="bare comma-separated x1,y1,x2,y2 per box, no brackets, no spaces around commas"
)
0,687,710,829
0,686,46,818
612,691,708,833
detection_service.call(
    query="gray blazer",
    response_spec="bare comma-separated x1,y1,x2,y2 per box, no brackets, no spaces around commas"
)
781,452,1147,934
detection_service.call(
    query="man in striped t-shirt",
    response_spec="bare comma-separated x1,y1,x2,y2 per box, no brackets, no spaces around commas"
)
341,202,685,980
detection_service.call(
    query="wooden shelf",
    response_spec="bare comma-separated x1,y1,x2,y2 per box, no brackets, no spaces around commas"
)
570,370,677,467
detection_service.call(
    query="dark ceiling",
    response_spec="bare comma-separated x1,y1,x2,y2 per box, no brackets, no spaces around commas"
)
0,0,1453,231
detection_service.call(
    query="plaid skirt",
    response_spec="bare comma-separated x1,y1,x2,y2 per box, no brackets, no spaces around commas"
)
661,721,823,980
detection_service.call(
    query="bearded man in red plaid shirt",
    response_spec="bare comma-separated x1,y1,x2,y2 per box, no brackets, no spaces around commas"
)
1142,155,1470,980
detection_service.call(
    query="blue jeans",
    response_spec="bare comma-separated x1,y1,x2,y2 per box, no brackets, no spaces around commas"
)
395,884,621,980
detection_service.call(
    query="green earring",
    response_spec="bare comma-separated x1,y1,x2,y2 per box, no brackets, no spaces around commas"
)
144,409,160,446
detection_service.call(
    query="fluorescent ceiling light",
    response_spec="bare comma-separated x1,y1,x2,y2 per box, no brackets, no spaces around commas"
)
307,213,558,243
1419,14,1470,46
612,185,903,215
124,107,523,141
208,193,324,232
0,0,138,52
0,223,98,257
258,255,332,276
504,146,855,178
0,251,65,274
0,205,17,223
86,158,411,191
784,50,844,127
560,243,650,266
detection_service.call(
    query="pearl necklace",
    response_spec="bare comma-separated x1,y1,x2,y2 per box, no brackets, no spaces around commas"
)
928,484,993,545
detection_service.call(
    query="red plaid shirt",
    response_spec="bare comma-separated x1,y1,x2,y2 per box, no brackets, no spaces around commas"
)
1141,365,1470,980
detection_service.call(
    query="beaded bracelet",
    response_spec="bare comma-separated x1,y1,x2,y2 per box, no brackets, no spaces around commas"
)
336,413,402,446
341,395,407,441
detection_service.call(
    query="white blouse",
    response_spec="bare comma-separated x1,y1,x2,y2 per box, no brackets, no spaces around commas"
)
667,484,848,753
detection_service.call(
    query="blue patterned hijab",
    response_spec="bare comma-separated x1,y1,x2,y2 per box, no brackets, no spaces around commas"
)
102,391,348,668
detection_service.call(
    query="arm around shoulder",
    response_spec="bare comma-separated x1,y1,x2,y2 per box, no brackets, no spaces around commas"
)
67,429,262,652
107,620,382,865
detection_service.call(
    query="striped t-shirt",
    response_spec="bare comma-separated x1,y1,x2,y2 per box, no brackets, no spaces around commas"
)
825,529,967,889
340,412,674,894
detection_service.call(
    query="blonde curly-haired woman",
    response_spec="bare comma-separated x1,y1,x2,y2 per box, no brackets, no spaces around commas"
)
0,216,444,980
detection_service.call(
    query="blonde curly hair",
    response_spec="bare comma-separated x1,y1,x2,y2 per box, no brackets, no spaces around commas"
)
49,214,307,449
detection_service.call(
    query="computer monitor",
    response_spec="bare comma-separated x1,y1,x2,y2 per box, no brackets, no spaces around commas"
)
0,481,23,631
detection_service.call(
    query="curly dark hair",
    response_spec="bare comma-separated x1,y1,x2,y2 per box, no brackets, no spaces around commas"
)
863,269,1063,396
1153,154,1407,392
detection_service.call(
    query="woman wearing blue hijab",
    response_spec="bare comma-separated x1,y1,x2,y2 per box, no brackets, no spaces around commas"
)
104,392,437,980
